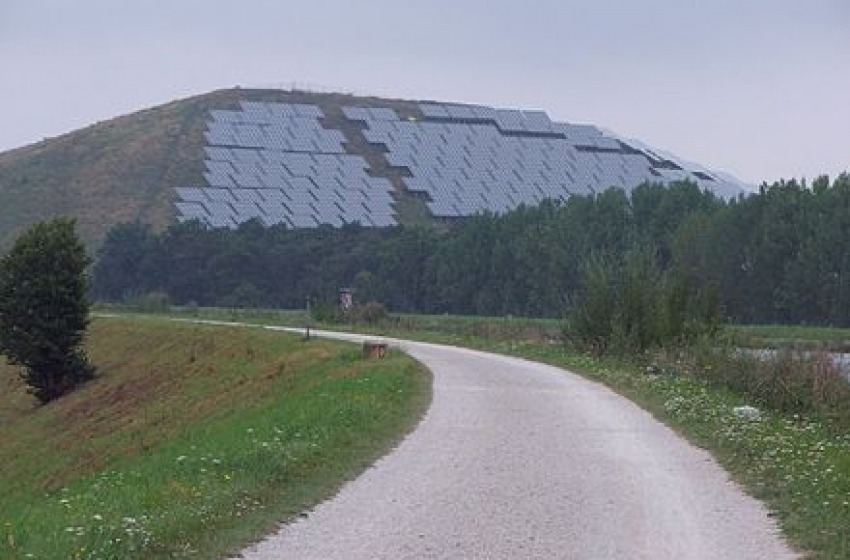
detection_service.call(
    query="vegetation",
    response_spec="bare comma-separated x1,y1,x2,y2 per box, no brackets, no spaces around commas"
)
565,246,720,355
728,324,850,353
93,175,850,327
0,316,430,559
0,218,95,403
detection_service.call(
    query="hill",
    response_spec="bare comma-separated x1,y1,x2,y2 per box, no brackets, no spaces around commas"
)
0,88,747,250
0,315,429,558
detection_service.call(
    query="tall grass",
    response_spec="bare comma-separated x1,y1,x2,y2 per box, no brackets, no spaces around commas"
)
692,345,850,427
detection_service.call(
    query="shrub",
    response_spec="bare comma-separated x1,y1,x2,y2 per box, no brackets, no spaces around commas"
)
310,300,342,323
0,218,96,403
353,301,389,325
565,247,721,355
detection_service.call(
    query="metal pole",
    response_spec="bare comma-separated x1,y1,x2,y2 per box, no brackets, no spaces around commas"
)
305,297,311,341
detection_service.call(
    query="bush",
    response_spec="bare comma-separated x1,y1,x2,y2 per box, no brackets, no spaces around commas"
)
563,253,617,355
565,247,721,355
352,301,389,325
310,301,342,324
0,218,96,403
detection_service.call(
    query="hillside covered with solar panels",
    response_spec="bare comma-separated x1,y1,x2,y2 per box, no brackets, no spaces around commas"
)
0,88,747,248
176,95,746,230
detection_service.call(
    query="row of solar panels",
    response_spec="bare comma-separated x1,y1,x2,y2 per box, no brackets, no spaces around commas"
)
211,101,323,124
205,121,346,154
363,118,621,152
176,187,396,229
201,151,378,187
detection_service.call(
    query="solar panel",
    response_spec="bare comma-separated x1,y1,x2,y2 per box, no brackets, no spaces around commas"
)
522,111,552,133
445,105,475,119
292,104,322,118
495,109,525,132
419,103,450,118
370,107,397,121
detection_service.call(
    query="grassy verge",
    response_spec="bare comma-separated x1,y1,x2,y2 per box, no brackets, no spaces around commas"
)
0,315,430,559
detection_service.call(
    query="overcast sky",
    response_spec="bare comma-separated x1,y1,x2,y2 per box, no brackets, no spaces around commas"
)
2,0,848,184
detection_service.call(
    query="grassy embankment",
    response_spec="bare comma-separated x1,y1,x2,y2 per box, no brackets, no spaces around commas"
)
0,315,430,559
157,307,849,559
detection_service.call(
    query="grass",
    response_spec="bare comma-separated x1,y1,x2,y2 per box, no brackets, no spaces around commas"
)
728,324,850,352
0,315,430,559
143,305,563,343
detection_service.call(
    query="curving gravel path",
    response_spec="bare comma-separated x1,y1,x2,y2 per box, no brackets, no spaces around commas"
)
233,328,797,559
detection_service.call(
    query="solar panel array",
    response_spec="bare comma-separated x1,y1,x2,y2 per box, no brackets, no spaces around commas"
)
176,98,744,228
357,103,736,218
176,101,396,228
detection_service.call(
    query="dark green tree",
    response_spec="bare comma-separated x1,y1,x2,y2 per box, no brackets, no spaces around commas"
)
91,220,158,301
0,218,96,403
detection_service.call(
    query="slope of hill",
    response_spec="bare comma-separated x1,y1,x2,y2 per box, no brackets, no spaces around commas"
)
0,315,429,558
0,88,747,250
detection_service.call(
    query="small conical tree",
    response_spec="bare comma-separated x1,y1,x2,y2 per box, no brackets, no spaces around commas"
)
0,218,95,403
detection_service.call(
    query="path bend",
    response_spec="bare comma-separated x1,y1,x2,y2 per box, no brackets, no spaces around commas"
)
229,327,796,559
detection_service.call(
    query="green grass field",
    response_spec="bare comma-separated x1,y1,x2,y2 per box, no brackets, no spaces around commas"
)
0,315,430,559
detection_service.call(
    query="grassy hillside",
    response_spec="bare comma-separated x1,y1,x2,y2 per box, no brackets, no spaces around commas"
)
0,94,203,250
0,88,434,251
0,315,430,558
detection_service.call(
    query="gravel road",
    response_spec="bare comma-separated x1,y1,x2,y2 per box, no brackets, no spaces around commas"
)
234,329,797,559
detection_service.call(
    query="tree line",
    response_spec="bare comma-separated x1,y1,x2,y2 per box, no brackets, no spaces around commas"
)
92,174,850,327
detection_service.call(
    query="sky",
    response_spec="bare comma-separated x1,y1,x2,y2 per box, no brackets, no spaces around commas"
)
1,0,848,185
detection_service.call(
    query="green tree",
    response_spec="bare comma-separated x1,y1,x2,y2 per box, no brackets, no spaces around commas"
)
0,218,95,404
91,220,158,301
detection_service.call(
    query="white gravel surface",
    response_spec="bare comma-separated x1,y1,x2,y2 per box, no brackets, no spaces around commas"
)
230,328,797,559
